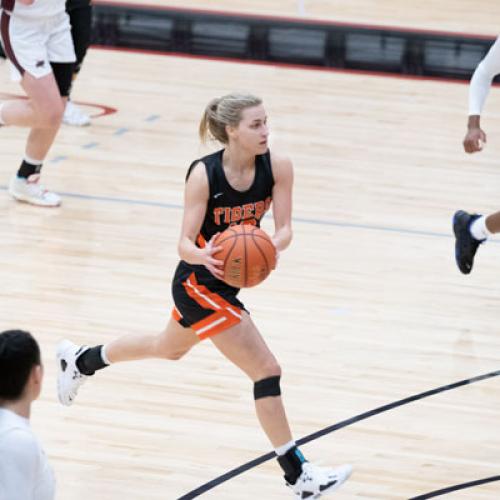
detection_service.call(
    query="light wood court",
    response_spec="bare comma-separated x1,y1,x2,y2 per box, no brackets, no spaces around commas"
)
98,0,500,36
1,34,500,500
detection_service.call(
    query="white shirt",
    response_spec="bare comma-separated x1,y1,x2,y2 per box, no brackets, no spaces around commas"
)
10,0,66,19
469,35,500,115
0,409,55,500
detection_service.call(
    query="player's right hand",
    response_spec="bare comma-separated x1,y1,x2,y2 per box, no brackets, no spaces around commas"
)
203,234,224,279
463,127,487,153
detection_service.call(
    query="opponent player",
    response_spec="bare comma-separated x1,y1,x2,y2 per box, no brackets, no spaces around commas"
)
56,93,352,498
454,36,500,273
0,0,75,206
0,330,55,500
63,0,92,126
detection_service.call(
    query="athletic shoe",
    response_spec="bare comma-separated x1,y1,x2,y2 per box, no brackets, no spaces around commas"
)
9,175,61,207
56,340,90,406
63,101,91,127
288,462,352,499
453,210,483,274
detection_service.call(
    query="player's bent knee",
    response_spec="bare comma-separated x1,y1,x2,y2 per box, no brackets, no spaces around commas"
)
254,375,281,400
261,360,282,379
38,105,64,128
159,345,190,361
160,349,183,360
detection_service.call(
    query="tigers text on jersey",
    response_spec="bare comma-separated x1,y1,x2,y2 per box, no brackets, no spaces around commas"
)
0,408,55,500
186,148,275,247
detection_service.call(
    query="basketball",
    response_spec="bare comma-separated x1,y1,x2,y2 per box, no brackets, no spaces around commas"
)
213,224,276,288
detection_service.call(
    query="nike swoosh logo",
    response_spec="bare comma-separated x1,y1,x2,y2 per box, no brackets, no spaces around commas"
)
319,479,337,491
214,192,223,199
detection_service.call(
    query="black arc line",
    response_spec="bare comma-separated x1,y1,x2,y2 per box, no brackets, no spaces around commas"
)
178,368,500,499
409,475,500,499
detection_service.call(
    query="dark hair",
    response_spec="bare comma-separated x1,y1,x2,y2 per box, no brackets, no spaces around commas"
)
0,330,41,401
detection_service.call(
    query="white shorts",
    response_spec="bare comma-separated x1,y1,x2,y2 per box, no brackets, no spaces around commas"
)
0,11,76,82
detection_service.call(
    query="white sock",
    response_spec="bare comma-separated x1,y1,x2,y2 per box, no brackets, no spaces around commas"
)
275,440,296,456
0,103,5,125
470,215,491,241
100,344,111,365
24,154,43,166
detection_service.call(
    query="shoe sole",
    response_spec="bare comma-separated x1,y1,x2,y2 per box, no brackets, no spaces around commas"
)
452,210,466,238
452,211,473,274
56,340,76,406
297,465,352,498
319,466,352,496
63,120,91,127
9,189,61,207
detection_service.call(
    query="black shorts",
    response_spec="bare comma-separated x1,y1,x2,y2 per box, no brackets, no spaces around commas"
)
171,261,247,340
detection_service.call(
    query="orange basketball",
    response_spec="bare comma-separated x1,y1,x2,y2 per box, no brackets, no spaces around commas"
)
213,224,276,288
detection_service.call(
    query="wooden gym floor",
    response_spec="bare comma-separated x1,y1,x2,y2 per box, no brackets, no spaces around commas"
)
0,3,499,499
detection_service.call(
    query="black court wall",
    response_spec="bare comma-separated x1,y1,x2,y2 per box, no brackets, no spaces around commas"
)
92,2,498,81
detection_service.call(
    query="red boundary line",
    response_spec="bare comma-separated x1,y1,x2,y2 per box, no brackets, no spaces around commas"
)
0,92,117,118
93,1,496,40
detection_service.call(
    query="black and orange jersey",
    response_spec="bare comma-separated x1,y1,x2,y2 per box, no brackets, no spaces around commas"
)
186,148,274,247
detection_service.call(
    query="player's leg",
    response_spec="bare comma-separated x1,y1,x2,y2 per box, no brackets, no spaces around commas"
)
1,68,64,128
64,1,92,126
1,13,74,206
56,317,199,405
6,70,66,206
0,11,64,129
210,312,292,446
101,316,200,364
453,209,500,274
482,211,500,233
210,312,351,497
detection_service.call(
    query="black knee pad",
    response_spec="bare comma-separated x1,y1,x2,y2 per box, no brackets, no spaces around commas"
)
254,375,281,400
50,62,75,97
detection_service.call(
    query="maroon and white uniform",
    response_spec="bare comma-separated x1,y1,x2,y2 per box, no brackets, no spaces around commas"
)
0,0,75,81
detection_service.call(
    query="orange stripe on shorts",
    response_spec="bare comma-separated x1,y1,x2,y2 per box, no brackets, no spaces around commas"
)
181,272,242,339
191,309,241,340
172,306,182,321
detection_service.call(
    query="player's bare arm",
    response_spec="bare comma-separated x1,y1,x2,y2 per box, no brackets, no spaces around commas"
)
270,152,293,253
178,161,223,278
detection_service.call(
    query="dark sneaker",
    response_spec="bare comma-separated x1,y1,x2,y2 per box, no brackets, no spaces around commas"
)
453,210,483,274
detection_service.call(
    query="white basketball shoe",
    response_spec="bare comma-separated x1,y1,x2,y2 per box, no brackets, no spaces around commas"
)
9,175,61,207
289,462,352,499
63,100,91,127
56,340,90,406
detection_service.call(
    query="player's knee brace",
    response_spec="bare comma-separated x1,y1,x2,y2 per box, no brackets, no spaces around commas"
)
254,375,281,400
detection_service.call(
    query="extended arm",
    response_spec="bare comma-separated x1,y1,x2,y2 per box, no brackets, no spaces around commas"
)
464,36,500,153
270,153,294,253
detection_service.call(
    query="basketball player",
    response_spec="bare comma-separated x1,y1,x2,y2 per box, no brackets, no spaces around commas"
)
56,93,352,498
0,0,76,206
454,36,500,274
63,0,92,126
0,330,55,500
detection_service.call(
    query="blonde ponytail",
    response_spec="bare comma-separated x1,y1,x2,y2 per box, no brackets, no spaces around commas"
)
199,92,262,144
